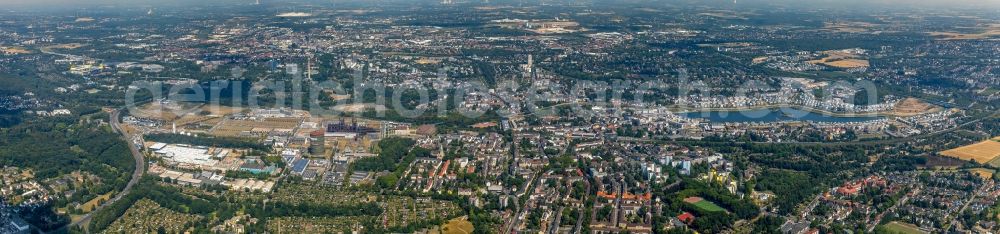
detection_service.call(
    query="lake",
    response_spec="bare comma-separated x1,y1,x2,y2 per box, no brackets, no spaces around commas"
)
680,108,883,123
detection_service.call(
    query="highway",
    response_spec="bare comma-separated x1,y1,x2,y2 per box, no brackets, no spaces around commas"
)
65,109,146,231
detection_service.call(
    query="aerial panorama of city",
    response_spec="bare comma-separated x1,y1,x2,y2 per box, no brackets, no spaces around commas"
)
0,0,998,233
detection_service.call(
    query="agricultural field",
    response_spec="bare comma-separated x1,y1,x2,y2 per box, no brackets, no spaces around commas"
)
927,24,1000,40
696,12,749,20
102,199,201,234
824,59,870,68
967,168,995,180
807,50,870,68
989,157,1000,168
39,43,86,52
822,21,877,33
938,139,1000,164
1,46,32,54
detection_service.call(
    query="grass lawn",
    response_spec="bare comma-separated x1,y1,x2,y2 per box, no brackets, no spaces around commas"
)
428,216,474,234
692,200,727,213
880,221,927,234
80,192,113,212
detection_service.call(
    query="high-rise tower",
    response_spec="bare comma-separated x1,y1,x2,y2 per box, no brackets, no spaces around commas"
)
527,54,533,73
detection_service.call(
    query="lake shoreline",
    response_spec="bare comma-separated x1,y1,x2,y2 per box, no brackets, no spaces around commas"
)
668,104,889,118
673,105,887,123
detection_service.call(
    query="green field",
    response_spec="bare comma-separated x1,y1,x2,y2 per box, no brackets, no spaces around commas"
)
989,157,1000,168
692,200,727,213
880,221,927,234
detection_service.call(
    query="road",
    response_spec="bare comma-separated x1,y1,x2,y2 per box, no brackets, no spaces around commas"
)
572,179,591,233
36,45,147,232
797,193,824,221
503,171,539,234
549,206,564,234
66,109,146,231
944,180,992,231
867,187,920,232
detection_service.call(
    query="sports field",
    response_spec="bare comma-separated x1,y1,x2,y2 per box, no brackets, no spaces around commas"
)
684,197,727,213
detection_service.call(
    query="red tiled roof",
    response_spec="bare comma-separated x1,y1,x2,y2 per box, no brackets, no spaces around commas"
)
677,212,695,223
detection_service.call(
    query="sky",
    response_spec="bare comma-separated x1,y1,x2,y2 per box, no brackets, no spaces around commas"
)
0,0,998,9
742,0,1000,7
